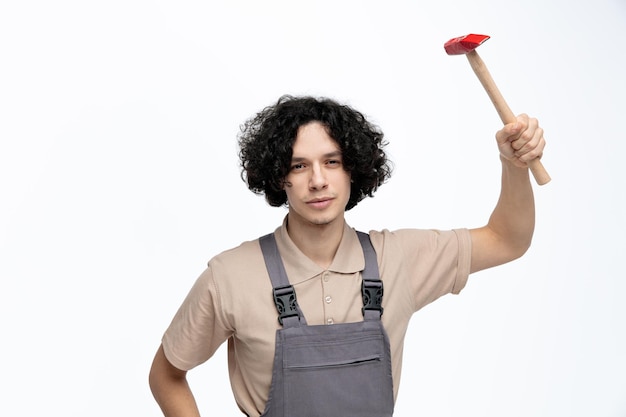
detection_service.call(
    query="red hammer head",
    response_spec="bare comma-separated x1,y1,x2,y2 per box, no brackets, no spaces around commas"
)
444,34,490,55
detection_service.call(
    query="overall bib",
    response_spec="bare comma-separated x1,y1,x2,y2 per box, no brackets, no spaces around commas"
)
258,232,394,417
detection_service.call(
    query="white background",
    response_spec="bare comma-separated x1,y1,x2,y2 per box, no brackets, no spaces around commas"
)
1,0,625,416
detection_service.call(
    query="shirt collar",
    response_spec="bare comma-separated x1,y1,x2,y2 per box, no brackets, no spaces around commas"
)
273,216,365,284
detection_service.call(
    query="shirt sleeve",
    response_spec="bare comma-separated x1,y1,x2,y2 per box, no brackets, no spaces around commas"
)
161,266,233,371
372,228,472,313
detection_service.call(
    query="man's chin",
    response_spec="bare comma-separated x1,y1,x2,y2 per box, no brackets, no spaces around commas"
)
309,215,345,228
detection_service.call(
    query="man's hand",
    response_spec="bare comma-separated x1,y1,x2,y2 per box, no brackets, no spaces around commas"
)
496,114,546,169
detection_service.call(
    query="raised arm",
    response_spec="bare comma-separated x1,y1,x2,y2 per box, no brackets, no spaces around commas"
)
469,114,545,273
149,344,201,417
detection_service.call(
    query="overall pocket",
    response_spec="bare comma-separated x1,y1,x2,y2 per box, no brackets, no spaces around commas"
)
282,327,393,417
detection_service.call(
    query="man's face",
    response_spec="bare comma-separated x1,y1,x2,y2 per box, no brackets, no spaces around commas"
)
283,121,351,229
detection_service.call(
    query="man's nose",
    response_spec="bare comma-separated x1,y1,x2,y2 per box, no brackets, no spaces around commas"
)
309,164,328,190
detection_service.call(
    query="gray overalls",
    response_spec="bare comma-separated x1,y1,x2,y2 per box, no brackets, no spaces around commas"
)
258,231,394,417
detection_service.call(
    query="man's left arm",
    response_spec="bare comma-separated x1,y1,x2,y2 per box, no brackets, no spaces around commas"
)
469,114,545,273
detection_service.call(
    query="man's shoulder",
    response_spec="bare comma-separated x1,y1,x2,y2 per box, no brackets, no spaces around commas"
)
210,236,263,265
205,235,272,292
366,227,469,254
365,227,435,243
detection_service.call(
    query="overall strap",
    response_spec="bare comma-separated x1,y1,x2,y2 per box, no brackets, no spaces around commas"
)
259,233,306,328
356,231,384,321
259,231,383,327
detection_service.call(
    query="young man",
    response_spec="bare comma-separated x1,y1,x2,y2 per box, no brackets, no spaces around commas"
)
149,95,545,417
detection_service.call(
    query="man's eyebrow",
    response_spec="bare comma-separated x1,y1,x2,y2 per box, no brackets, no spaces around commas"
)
290,151,343,162
324,151,343,158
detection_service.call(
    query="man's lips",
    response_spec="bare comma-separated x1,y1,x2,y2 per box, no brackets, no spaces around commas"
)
306,197,334,208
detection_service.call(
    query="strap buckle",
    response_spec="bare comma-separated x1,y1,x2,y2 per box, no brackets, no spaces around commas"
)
272,285,300,325
361,279,384,317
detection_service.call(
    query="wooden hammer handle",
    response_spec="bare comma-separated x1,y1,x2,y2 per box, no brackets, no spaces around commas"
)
466,50,551,185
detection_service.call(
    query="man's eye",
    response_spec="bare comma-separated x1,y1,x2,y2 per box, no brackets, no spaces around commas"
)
291,163,305,170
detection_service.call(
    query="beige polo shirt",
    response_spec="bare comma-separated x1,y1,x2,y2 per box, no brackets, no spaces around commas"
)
162,219,471,416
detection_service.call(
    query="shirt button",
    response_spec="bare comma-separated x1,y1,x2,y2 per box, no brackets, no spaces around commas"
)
323,274,330,283
325,295,332,304
327,318,334,325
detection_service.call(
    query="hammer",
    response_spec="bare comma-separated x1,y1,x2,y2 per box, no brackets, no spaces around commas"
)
444,34,551,185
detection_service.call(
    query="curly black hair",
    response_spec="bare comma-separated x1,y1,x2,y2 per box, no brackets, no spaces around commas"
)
238,95,392,211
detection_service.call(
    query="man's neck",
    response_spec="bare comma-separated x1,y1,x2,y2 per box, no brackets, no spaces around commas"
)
286,216,345,270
